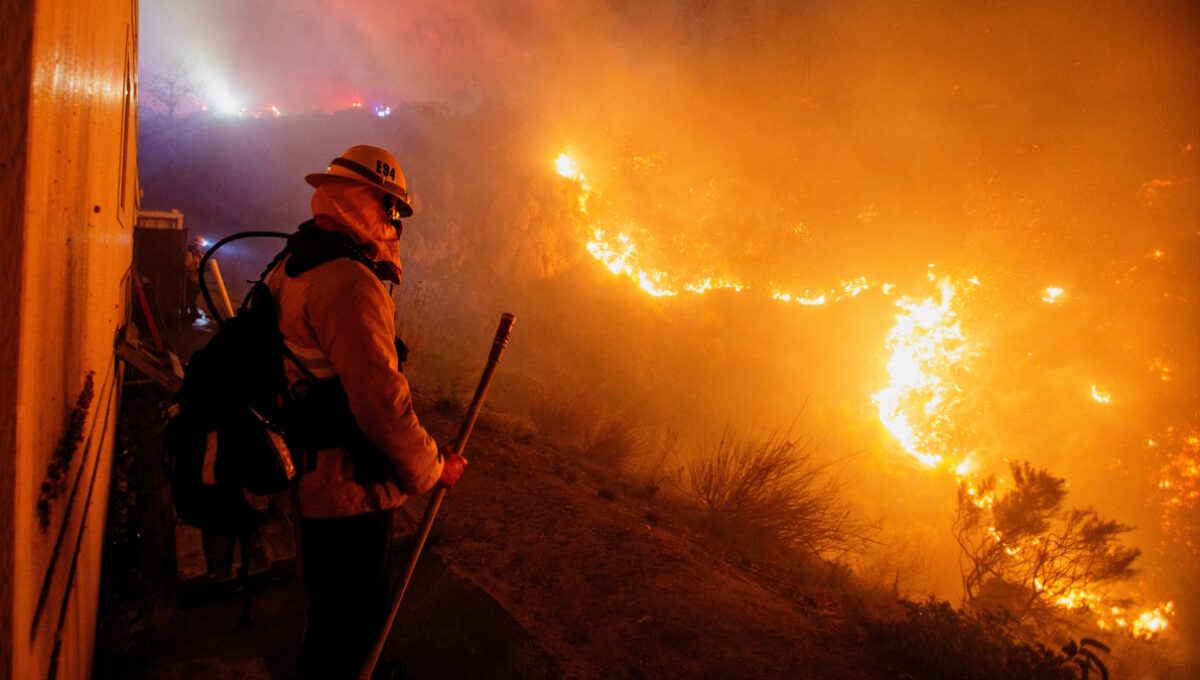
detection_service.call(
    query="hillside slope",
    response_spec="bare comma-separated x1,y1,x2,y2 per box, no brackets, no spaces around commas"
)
417,398,883,679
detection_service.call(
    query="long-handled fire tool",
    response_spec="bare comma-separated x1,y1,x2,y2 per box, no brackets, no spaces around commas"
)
358,312,516,680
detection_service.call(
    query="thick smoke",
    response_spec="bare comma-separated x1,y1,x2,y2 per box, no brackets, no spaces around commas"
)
141,0,1200,665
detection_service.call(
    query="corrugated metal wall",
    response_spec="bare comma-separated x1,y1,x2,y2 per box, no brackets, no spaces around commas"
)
0,0,138,677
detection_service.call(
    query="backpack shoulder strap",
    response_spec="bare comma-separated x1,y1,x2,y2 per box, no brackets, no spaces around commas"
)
244,278,322,384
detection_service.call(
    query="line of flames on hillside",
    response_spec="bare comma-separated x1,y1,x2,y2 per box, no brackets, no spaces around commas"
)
555,152,1181,638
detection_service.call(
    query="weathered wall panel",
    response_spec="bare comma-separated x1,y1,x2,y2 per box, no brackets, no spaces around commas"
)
1,0,138,677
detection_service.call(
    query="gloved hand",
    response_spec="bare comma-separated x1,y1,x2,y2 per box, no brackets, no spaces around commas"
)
438,451,468,488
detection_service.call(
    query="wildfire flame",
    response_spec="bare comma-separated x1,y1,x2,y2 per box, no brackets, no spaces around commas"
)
555,153,592,212
554,151,1187,636
561,152,972,471
558,153,879,305
1052,587,1175,640
584,229,743,298
1096,602,1176,640
872,279,971,468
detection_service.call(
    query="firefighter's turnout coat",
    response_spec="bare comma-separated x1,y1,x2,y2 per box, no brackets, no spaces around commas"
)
267,183,442,518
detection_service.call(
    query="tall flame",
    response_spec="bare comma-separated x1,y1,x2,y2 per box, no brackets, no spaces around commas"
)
872,279,970,467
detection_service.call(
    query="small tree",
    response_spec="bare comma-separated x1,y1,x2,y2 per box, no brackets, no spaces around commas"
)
140,61,202,129
954,461,1140,633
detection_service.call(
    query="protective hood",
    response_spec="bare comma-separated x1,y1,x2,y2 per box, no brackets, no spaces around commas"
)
310,180,403,282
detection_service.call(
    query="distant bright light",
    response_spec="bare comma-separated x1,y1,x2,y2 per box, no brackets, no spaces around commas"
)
1043,286,1065,304
208,88,242,116
1091,385,1112,404
270,105,281,117
375,105,391,118
350,101,363,108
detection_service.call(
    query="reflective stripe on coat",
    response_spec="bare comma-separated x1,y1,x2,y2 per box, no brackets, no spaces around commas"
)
267,255,442,518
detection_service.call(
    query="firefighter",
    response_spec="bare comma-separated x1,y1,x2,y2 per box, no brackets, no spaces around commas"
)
266,145,466,679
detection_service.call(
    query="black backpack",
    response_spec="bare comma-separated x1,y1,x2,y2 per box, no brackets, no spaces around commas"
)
164,226,405,534
164,232,297,534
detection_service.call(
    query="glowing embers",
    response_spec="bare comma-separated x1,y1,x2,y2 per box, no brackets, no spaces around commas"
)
1158,423,1200,556
1160,432,1200,508
1149,358,1174,382
1042,286,1066,304
1091,385,1112,404
872,278,972,468
960,472,998,510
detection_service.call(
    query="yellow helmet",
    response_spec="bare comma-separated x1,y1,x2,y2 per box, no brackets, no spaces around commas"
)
305,145,414,217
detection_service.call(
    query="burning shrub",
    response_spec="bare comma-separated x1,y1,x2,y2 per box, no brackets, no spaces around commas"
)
686,427,872,557
954,461,1140,636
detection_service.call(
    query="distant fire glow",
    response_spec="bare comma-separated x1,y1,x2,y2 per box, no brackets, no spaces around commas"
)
1042,286,1065,303
1091,385,1112,404
1149,358,1174,382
